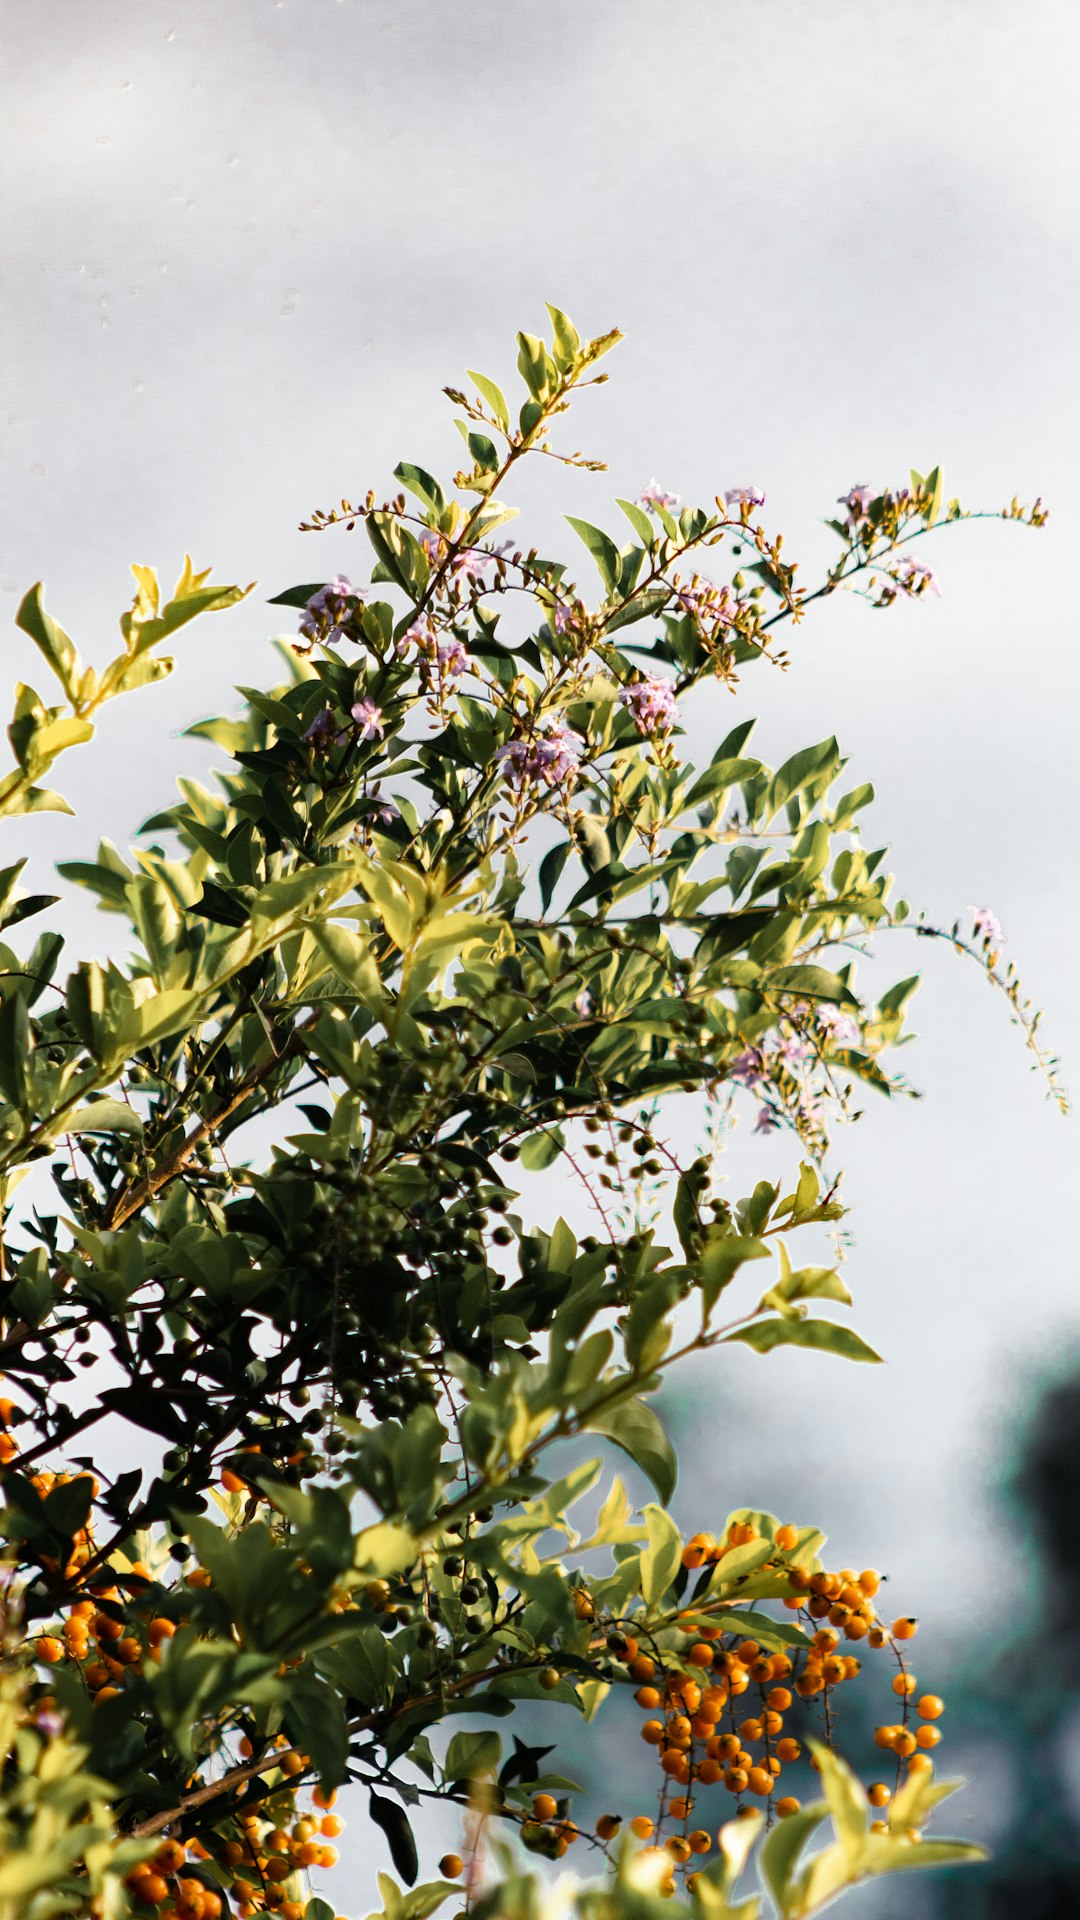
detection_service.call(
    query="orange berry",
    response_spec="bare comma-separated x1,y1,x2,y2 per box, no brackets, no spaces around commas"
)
867,1782,891,1807
874,1725,900,1750
746,1767,773,1797
36,1636,64,1664
858,1569,881,1597
916,1724,941,1749
635,1685,661,1710
775,1737,801,1763
595,1814,621,1840
532,1793,558,1821
439,1855,464,1879
893,1731,917,1758
767,1687,792,1711
320,1814,343,1837
93,1685,121,1705
686,1642,714,1668
917,1694,944,1720
775,1796,801,1818
775,1525,799,1551
666,1836,692,1863
892,1673,917,1696
630,1815,654,1840
697,1758,723,1784
628,1655,655,1683
688,1829,711,1854
278,1751,304,1776
723,1767,748,1794
312,1784,336,1808
641,1719,665,1746
319,1847,339,1869
136,1874,170,1906
737,1718,762,1743
728,1523,757,1547
892,1617,918,1641
907,1753,933,1774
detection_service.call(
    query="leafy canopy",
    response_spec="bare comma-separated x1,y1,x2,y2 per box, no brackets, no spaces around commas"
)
0,309,1057,1920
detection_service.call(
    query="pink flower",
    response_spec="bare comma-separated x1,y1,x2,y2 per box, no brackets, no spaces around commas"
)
777,1032,813,1069
496,717,583,791
575,989,593,1017
303,708,338,749
619,673,679,737
888,555,940,598
350,697,384,741
816,1005,861,1047
452,546,496,583
418,528,443,565
638,478,681,513
299,575,355,640
673,580,739,626
838,485,875,527
754,1105,782,1135
436,637,469,684
729,1047,766,1088
969,906,1003,944
724,486,766,512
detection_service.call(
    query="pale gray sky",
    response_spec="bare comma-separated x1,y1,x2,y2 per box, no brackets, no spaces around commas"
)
4,0,1080,1904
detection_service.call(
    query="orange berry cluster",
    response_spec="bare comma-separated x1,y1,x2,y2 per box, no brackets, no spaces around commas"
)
121,1786,343,1919
589,1519,945,1887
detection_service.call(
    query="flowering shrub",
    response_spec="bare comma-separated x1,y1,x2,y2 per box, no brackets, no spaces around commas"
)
0,310,1062,1920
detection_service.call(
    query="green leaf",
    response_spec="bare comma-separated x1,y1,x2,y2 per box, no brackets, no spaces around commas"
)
760,1801,830,1908
467,370,510,431
395,463,447,517
16,583,80,702
518,1127,564,1171
445,1729,501,1783
565,517,621,596
726,1318,882,1364
369,1793,419,1886
615,498,656,546
65,1099,144,1137
546,305,581,369
584,1398,677,1503
639,1502,682,1605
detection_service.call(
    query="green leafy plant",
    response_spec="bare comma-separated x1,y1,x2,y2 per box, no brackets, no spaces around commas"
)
0,311,1060,1920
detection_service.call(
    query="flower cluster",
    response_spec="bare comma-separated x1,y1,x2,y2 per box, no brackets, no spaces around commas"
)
837,484,876,529
496,717,584,791
672,578,741,627
638,478,681,513
298,575,356,644
885,555,941,600
619,673,680,738
724,485,766,512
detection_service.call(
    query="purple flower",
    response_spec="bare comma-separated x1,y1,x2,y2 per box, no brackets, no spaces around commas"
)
638,478,681,513
729,1046,766,1088
838,484,875,527
418,528,443,565
673,580,740,627
452,546,496,584
724,486,766,512
969,905,1003,944
619,673,679,737
777,1032,813,1069
436,637,469,684
816,1005,861,1047
299,574,356,640
888,555,940,598
552,601,576,635
753,1105,782,1135
34,1709,64,1737
496,716,583,791
350,697,384,741
303,708,338,749
575,989,593,1018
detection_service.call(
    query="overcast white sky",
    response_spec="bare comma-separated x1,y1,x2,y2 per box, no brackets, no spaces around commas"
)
4,0,1080,1903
